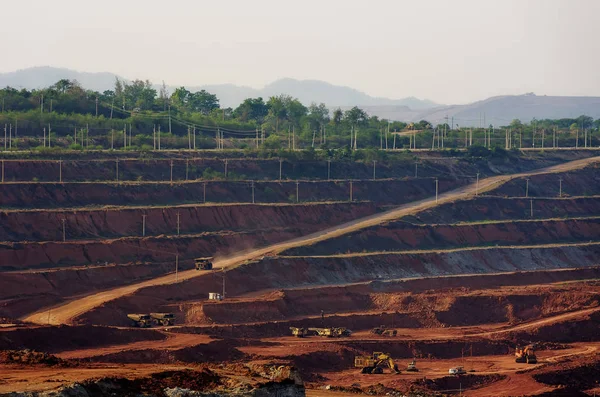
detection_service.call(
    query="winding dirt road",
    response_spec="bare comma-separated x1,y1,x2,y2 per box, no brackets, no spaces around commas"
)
22,156,600,325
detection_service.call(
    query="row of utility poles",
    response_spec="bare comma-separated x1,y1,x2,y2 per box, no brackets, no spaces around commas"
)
0,158,424,183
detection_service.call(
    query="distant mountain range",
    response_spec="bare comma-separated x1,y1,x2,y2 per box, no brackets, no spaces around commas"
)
0,67,438,110
1,67,599,126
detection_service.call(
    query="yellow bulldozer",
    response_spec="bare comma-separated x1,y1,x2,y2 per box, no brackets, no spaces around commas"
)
355,352,400,374
515,344,538,364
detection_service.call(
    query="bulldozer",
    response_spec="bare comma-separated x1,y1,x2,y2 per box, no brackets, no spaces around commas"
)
308,327,352,338
355,352,400,374
289,327,308,337
195,257,213,270
127,313,152,328
150,312,175,326
370,326,397,337
406,359,419,372
515,345,538,364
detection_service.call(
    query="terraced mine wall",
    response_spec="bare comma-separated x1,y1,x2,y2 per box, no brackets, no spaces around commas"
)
402,196,600,224
490,163,600,198
0,177,463,209
0,202,379,242
1,151,590,182
77,243,600,326
193,285,600,326
282,217,600,256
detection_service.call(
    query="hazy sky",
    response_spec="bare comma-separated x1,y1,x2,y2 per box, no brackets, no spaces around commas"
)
2,0,599,104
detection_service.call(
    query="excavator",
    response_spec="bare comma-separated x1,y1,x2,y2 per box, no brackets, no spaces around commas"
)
515,344,538,364
355,352,400,374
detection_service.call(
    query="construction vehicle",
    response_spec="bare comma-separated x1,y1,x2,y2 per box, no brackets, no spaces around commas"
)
289,327,308,337
308,327,352,338
150,313,175,326
370,326,397,337
355,352,400,374
515,345,538,364
448,366,467,375
195,257,213,270
127,313,152,328
406,359,419,372
208,292,223,301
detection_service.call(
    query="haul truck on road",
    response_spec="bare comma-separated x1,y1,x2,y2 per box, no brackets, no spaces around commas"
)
195,257,214,270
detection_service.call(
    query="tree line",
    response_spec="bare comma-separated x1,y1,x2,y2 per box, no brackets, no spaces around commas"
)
0,78,599,152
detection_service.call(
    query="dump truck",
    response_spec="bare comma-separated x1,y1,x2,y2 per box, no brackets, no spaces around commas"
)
355,352,400,374
150,312,175,326
289,327,308,337
195,257,214,270
308,327,352,337
449,366,467,375
371,326,397,337
127,313,152,327
406,359,419,372
515,345,538,364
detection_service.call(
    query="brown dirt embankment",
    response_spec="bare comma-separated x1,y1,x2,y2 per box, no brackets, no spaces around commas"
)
0,229,299,271
193,284,600,327
402,196,600,224
2,151,586,182
0,262,177,318
490,163,600,198
0,202,379,242
76,243,600,326
283,217,600,256
0,325,165,353
0,178,463,209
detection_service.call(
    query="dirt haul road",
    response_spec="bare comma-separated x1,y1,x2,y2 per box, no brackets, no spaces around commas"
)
22,156,600,325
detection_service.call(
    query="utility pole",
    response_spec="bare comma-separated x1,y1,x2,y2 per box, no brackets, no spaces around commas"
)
193,126,196,149
168,104,172,134
435,178,439,203
386,122,389,150
186,159,189,181
111,129,114,150
59,160,63,183
559,177,563,198
176,212,180,235
372,160,376,180
43,127,46,147
393,133,396,150
475,173,480,196
175,254,179,282
115,158,119,182
525,178,529,198
142,214,147,237
222,267,226,299
251,181,255,204
153,125,156,150
62,219,66,242
3,124,6,150
530,199,533,218
110,97,114,119
295,181,299,203
349,180,353,202
1,160,4,183
158,125,161,150
188,126,191,150
224,159,228,178
279,159,283,181
170,160,174,185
